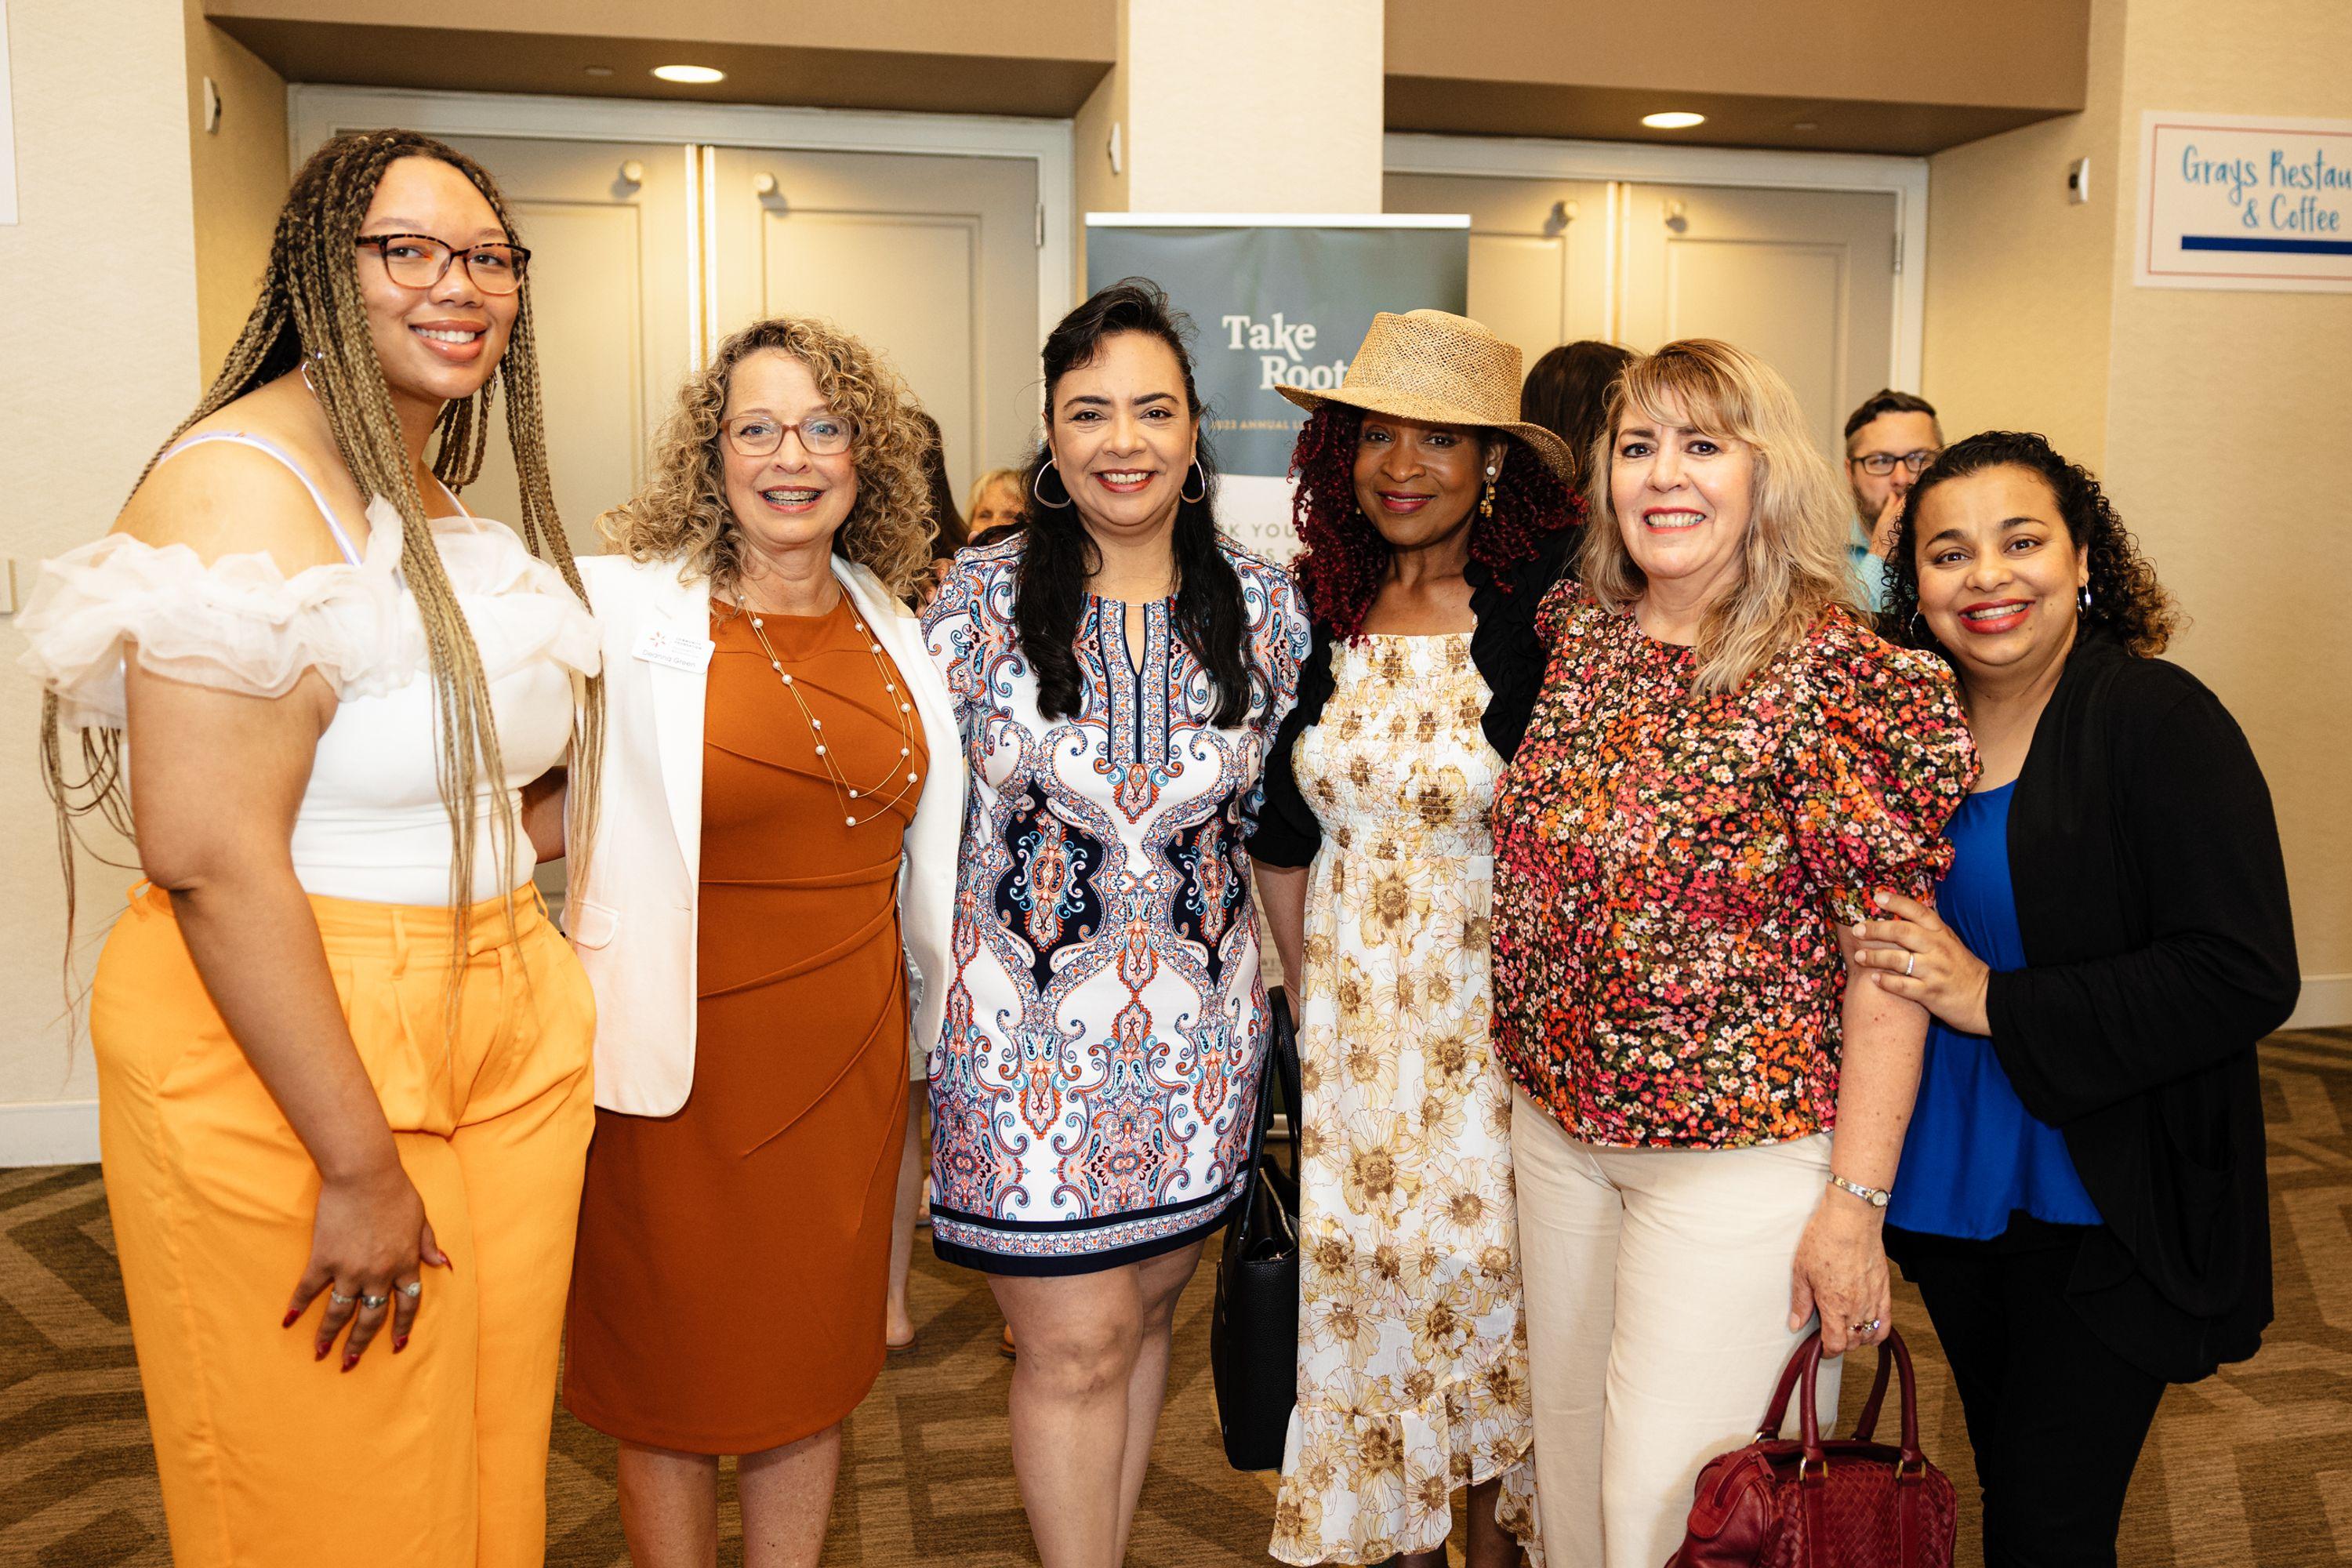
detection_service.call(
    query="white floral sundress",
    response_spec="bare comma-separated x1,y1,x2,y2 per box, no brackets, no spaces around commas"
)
1272,633,1541,1565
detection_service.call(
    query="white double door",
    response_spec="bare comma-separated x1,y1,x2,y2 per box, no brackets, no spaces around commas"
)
437,133,1044,559
1385,172,1901,466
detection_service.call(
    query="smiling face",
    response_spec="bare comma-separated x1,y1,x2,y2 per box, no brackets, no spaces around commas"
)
1352,413,1494,553
1608,392,1756,609
354,156,520,414
1046,330,1197,541
1911,463,2089,688
717,348,859,568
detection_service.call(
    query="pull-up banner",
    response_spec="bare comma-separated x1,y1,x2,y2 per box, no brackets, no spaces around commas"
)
1085,214,1470,560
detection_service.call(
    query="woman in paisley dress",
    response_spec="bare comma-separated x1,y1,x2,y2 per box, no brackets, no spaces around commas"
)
921,281,1308,1568
1252,312,1580,1568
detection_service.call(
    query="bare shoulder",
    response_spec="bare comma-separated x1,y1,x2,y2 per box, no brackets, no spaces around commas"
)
114,380,369,572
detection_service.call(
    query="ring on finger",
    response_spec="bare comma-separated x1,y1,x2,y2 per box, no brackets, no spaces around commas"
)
329,1288,358,1307
359,1292,390,1310
396,1280,423,1301
1904,953,1916,977
1850,1317,1883,1334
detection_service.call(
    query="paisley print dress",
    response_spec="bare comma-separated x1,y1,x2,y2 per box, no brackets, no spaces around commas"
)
1270,635,1541,1566
920,536,1310,1273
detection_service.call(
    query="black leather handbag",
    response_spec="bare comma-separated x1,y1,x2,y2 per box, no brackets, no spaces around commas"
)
1209,987,1304,1472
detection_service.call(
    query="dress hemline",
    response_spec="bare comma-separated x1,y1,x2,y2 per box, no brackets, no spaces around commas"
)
931,1186,1240,1277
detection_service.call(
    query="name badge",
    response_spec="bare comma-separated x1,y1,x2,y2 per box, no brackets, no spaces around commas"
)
632,626,715,674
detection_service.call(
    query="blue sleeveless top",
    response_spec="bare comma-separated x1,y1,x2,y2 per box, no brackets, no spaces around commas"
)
1886,782,2101,1239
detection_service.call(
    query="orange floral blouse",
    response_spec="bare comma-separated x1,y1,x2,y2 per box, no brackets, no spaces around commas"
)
1492,584,1976,1149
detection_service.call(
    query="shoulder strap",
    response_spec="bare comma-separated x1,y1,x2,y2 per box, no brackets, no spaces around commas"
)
153,432,365,565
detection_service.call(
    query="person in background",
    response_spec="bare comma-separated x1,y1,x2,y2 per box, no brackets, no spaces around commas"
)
1842,388,1943,612
1491,339,1976,1568
561,317,963,1568
18,129,601,1566
922,280,1308,1568
966,464,1029,548
1522,339,1635,497
1252,310,1579,1568
915,409,968,560
1857,431,2295,1568
887,407,967,1344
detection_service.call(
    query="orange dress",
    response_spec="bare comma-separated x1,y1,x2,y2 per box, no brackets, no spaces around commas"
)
564,596,927,1454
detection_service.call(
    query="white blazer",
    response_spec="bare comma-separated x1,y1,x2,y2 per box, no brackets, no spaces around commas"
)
568,551,965,1116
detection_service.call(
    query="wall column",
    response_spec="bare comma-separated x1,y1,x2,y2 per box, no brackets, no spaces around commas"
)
1076,0,1385,219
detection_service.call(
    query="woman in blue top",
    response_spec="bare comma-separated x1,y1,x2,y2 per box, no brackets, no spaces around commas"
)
1851,432,2297,1567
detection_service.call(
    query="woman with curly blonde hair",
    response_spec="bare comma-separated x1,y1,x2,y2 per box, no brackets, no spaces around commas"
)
558,317,965,1568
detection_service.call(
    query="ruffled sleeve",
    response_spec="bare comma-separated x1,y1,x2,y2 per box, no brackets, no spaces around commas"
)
1778,611,1978,925
16,527,409,731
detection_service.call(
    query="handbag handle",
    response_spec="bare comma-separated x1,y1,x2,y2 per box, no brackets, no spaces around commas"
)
1755,1330,1927,1466
1230,989,1301,1245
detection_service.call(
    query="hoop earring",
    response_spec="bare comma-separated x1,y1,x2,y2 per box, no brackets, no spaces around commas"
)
1033,462,1076,510
1181,459,1207,504
2078,585,2093,613
1910,607,1929,641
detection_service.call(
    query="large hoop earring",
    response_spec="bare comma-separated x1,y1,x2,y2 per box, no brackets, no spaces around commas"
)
1033,462,1076,510
1181,459,1207,504
2078,584,2093,613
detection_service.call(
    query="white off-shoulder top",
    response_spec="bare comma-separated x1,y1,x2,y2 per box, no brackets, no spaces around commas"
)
16,434,600,907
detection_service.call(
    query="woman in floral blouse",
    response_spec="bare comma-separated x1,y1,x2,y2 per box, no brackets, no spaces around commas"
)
1490,339,1976,1568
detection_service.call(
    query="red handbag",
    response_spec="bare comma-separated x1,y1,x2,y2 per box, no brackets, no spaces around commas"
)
1666,1330,1956,1568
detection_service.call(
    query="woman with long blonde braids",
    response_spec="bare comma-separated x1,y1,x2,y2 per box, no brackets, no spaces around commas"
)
17,129,603,1566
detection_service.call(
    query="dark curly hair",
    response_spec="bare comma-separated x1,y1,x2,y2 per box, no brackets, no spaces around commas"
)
1882,430,2180,659
1016,279,1250,726
1287,405,1581,638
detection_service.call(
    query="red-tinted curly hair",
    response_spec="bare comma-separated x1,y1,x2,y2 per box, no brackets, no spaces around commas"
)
1287,405,1581,637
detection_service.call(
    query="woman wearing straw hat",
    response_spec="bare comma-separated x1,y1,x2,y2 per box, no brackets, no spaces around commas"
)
1250,310,1583,1568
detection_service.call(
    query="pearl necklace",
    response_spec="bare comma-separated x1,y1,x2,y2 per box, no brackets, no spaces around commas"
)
743,604,920,829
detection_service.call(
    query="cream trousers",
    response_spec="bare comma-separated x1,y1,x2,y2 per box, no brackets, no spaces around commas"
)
1512,1088,1842,1568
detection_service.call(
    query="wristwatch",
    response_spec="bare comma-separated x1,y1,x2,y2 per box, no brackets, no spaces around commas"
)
1828,1173,1893,1208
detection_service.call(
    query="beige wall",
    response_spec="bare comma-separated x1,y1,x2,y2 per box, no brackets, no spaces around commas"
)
1923,0,2352,1021
1922,0,2129,468
2100,0,2352,1019
183,5,289,378
1121,0,1383,214
0,0,204,1135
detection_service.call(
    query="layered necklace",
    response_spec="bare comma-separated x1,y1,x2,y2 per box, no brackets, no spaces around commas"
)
741,593,920,829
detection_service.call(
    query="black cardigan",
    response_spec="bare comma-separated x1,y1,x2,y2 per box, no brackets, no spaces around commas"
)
1249,528,1577,869
1978,629,2298,1381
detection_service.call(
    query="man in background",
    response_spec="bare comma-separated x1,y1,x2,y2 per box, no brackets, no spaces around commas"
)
1843,389,1943,612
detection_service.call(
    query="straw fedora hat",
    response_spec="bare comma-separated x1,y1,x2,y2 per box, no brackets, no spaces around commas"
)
1275,310,1577,485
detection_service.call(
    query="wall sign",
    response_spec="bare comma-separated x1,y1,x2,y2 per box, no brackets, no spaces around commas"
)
2137,111,2352,292
1085,214,1469,558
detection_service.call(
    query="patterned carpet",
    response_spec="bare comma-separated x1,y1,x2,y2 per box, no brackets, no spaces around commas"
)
5,1028,2349,1566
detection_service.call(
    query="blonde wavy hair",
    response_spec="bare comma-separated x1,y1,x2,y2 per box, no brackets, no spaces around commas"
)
966,466,1025,525
1581,339,1856,695
601,318,936,599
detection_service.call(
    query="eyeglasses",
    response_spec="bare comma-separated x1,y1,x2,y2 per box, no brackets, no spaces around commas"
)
722,412,857,458
356,234,530,296
1851,448,1940,477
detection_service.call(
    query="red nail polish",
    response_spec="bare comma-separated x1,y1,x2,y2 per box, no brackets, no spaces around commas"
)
282,1309,301,1329
341,1352,359,1373
315,1342,330,1362
393,1334,409,1354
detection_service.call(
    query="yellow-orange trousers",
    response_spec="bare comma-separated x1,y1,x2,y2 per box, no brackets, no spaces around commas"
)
90,883,595,1568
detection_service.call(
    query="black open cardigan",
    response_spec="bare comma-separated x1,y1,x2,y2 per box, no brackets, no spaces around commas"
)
1249,528,1577,870
1971,628,2298,1382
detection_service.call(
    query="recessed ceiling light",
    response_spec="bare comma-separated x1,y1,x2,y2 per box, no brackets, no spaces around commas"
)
652,64,725,85
583,65,615,78
1792,120,1820,132
1642,111,1707,130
